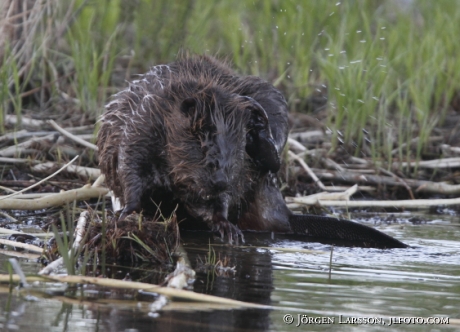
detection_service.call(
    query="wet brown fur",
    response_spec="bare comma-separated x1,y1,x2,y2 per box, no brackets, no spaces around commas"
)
97,55,290,235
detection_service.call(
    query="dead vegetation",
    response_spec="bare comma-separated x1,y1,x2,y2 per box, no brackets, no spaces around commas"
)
84,212,180,265
1,0,460,304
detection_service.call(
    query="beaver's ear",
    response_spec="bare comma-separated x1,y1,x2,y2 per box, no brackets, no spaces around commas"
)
180,97,197,116
244,97,281,173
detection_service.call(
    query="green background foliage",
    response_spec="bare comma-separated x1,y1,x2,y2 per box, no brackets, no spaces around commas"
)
2,0,460,163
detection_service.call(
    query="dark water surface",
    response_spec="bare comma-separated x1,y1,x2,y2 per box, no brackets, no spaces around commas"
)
0,212,459,332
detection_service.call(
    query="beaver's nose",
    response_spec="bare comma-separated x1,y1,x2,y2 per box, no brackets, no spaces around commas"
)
211,169,228,192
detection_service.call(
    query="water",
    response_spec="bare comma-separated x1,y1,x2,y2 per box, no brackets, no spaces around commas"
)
0,212,459,331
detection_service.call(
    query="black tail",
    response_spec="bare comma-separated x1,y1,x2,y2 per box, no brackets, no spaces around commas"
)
288,214,408,249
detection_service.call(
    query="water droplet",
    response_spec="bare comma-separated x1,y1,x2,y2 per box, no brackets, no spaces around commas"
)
360,40,366,43
358,99,364,103
336,2,341,5
325,48,330,51
276,25,279,29
376,57,383,61
328,54,334,57
329,12,334,16
381,26,386,29
340,50,346,54
287,75,291,78
284,32,287,35
380,37,385,40
356,30,362,33
302,33,305,36
350,60,362,64
335,87,340,90
287,62,290,65
372,97,379,101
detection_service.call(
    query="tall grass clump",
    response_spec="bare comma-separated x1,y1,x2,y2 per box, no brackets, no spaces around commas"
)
113,0,460,165
0,0,121,124
67,0,120,115
1,0,460,167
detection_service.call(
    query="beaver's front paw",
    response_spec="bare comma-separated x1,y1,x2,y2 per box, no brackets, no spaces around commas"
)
118,201,141,222
211,220,245,245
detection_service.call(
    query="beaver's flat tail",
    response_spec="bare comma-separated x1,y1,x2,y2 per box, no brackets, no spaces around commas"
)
288,214,408,249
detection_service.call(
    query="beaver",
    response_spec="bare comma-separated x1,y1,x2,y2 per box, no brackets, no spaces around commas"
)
97,55,407,249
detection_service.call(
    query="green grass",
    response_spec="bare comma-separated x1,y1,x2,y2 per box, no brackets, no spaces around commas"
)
2,0,460,166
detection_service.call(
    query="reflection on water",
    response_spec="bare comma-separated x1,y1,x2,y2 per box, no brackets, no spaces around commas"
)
0,213,459,331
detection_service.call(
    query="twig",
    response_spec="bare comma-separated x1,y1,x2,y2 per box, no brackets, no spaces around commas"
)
285,185,358,206
378,167,414,199
0,133,63,157
0,185,17,193
92,174,105,187
0,185,108,210
288,150,328,191
0,249,40,260
0,227,38,236
287,137,306,152
32,162,100,180
0,232,56,239
39,211,90,275
0,157,40,165
0,210,17,222
47,120,98,151
73,211,88,250
287,195,460,209
0,273,270,308
0,193,59,199
4,115,47,129
43,275,270,307
324,158,345,172
0,155,79,200
311,168,460,195
0,239,43,253
396,157,460,169
289,130,324,143
328,245,334,281
441,144,460,156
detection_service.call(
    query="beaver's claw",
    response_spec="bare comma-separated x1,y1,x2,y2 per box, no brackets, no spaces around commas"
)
211,220,245,245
